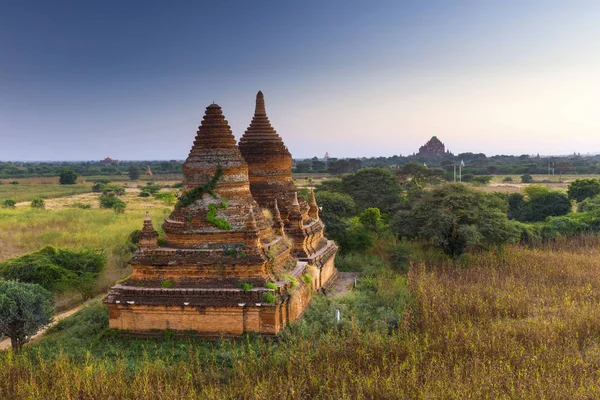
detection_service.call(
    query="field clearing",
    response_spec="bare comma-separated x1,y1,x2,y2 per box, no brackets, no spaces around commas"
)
0,183,93,203
0,190,171,308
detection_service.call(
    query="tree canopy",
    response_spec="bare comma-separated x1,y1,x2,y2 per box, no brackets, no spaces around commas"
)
58,169,78,185
393,183,519,256
0,280,54,351
567,178,600,203
342,168,403,214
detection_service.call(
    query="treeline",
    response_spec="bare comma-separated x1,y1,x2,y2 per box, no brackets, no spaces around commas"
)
0,160,183,179
294,153,600,176
315,169,600,257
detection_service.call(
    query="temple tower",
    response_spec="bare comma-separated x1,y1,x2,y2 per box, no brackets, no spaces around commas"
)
239,91,338,288
104,103,317,337
238,91,296,211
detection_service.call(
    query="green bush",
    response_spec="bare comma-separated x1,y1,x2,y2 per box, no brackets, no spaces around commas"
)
161,280,174,288
99,194,126,213
69,202,91,209
31,197,45,209
471,175,492,185
301,273,313,284
521,174,534,183
265,282,277,290
2,199,16,208
0,246,106,295
154,192,177,205
503,176,513,182
262,292,276,304
240,282,253,292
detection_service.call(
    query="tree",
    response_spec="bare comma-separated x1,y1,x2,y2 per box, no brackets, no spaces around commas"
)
128,165,140,180
521,174,533,183
0,280,54,352
396,162,444,188
342,168,403,213
394,183,519,257
358,208,384,232
512,185,572,222
59,169,78,185
567,179,600,203
328,159,350,176
295,162,311,173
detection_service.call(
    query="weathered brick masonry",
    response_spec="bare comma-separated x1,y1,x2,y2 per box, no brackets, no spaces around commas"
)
104,93,337,336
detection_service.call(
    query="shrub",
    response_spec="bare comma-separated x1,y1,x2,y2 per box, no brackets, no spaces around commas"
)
521,174,534,183
0,246,106,295
99,194,126,213
503,176,513,182
161,280,174,288
154,192,177,205
265,281,277,290
69,202,91,209
9,180,19,185
2,199,16,208
471,175,492,185
240,282,253,292
262,292,276,304
301,273,313,284
31,197,45,209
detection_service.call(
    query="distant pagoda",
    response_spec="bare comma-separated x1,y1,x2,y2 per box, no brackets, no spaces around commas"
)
416,136,452,157
104,96,337,337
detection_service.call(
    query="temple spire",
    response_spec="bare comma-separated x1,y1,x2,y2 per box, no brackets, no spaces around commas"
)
138,212,158,251
254,90,266,116
308,188,319,220
273,199,285,235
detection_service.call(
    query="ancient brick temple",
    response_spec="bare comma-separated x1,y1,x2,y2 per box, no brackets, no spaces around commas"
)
104,93,337,336
416,136,452,158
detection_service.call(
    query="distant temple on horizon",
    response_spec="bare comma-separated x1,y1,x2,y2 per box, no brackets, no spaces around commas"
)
416,136,452,158
104,91,338,337
99,156,119,166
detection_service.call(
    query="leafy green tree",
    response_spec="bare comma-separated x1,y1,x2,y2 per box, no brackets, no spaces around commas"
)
358,208,384,232
342,168,403,213
315,179,344,193
0,280,54,352
396,162,444,188
315,191,355,219
516,186,571,222
58,169,78,185
328,159,350,176
128,165,141,180
394,183,519,257
567,178,600,202
294,162,311,173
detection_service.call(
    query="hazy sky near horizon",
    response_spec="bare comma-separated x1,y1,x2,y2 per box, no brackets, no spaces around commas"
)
1,0,600,161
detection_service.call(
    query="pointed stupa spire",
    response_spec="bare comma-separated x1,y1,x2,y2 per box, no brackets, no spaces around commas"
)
138,212,158,251
182,103,252,201
245,204,258,231
308,188,319,220
239,91,295,208
273,199,285,235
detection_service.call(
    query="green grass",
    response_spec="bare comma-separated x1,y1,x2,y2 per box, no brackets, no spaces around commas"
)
0,193,171,305
0,183,93,203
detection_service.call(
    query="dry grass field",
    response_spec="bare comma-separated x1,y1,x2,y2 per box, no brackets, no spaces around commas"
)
2,239,600,398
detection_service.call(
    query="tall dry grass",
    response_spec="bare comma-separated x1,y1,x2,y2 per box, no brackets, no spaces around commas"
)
2,240,600,398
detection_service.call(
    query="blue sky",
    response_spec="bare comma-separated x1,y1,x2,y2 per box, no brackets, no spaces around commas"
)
1,0,600,160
